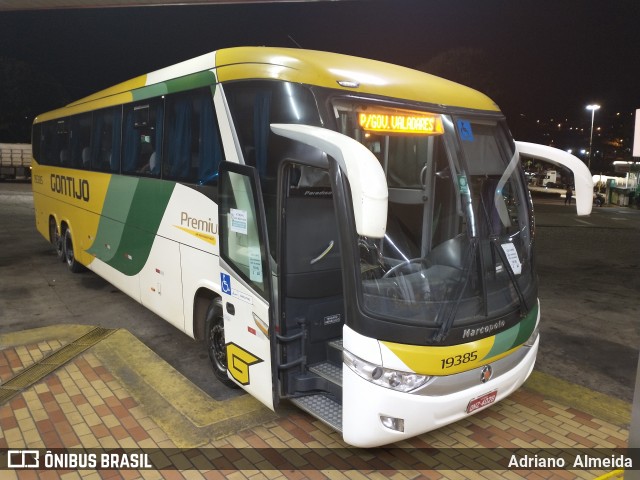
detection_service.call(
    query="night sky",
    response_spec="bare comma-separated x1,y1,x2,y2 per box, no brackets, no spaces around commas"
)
2,0,640,143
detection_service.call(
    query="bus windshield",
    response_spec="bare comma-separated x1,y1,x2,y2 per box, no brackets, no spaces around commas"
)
334,101,536,334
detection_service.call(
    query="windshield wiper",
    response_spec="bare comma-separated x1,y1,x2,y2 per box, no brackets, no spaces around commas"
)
431,237,478,343
490,239,528,315
478,178,528,316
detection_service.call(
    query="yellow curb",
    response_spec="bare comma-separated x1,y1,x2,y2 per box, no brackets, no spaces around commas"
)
593,470,624,480
0,324,96,348
91,328,279,448
1,325,278,448
524,370,631,427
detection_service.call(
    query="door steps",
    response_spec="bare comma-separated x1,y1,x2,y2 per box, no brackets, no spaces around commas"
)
309,361,342,386
289,336,345,431
290,394,343,432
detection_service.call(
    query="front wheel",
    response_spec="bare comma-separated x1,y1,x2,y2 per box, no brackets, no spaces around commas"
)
206,298,238,388
63,229,85,273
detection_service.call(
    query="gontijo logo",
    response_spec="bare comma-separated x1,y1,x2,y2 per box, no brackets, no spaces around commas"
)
226,343,263,385
50,174,90,202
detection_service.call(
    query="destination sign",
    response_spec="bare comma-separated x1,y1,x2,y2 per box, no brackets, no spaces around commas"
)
358,111,444,135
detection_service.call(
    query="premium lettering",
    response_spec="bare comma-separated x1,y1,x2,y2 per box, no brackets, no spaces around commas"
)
50,174,90,202
180,211,218,234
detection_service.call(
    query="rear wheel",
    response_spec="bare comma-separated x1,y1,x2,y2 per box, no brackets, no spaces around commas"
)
206,298,238,388
63,229,84,273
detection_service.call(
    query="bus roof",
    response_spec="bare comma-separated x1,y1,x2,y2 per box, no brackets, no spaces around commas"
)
35,46,499,122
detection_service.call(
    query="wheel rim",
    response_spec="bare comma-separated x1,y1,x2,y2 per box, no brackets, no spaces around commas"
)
56,232,64,258
65,232,74,266
50,221,64,259
208,320,227,375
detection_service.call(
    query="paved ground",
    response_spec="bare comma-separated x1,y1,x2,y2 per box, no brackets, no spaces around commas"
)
0,323,633,479
531,193,640,403
0,183,637,478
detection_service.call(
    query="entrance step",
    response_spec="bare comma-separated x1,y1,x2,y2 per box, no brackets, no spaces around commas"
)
309,361,342,386
290,394,343,432
327,338,343,364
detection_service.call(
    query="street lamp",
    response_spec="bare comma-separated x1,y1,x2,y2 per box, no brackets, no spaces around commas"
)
586,104,600,169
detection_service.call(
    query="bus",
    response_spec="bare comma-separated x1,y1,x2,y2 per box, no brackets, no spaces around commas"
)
31,47,592,448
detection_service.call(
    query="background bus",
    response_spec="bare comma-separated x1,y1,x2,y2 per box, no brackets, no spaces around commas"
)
32,47,590,447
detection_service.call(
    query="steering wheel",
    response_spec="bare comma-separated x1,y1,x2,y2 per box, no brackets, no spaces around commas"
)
359,238,384,267
382,257,427,279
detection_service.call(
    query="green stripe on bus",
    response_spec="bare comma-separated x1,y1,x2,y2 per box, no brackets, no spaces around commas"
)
165,71,216,94
484,304,538,359
513,302,538,346
132,71,216,102
485,322,520,360
88,176,139,262
107,178,175,275
89,177,175,276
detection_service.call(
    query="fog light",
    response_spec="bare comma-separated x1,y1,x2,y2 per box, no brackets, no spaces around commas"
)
380,415,404,432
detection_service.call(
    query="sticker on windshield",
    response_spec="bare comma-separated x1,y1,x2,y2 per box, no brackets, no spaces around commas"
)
457,174,470,195
457,119,474,141
501,243,522,275
230,208,248,235
248,246,263,283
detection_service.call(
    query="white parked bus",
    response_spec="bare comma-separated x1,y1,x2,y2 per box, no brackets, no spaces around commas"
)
31,47,591,447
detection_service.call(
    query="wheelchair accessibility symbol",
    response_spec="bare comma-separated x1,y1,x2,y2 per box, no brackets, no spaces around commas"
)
221,273,231,295
457,119,474,142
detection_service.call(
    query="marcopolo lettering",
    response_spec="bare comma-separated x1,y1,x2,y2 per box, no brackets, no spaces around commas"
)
50,174,90,202
462,319,506,339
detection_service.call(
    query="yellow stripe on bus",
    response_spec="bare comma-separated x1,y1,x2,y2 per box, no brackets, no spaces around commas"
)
35,91,136,123
32,165,113,266
381,336,512,376
216,47,499,112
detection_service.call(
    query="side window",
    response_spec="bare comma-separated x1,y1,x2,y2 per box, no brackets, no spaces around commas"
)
40,120,70,167
219,165,270,298
122,100,164,176
224,81,321,180
69,113,92,169
32,124,42,164
39,121,61,166
90,106,122,172
224,81,322,258
163,87,223,184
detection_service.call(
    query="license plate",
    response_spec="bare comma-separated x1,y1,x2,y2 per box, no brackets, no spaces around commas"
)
466,390,497,413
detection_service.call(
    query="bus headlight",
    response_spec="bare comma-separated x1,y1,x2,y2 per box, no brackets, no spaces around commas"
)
343,350,430,393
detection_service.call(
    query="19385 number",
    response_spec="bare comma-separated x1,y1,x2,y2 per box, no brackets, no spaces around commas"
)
441,351,478,369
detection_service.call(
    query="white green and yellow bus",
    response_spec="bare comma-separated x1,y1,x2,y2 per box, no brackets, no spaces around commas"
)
32,47,592,447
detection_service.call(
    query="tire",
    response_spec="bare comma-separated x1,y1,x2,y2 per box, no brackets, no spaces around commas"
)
206,298,238,388
49,218,64,261
63,229,85,273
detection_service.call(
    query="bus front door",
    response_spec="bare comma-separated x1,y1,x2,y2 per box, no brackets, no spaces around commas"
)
218,162,275,410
